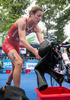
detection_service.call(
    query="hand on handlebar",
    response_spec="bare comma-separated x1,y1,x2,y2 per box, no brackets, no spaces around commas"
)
34,49,41,60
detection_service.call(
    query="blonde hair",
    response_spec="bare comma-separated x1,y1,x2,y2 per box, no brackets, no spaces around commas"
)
29,6,43,16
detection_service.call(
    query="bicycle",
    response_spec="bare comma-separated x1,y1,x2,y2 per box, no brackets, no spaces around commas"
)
50,41,70,86
34,39,65,91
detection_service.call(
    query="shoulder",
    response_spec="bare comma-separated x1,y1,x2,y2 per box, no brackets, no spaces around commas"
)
15,17,27,27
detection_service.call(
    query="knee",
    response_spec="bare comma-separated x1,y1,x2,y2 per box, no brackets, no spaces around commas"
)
18,60,23,67
15,59,23,68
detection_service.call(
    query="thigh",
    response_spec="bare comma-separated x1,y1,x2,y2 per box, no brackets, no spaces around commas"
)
8,49,22,66
2,38,20,55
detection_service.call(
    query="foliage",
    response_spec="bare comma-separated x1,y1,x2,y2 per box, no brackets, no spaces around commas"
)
0,0,30,36
36,0,70,41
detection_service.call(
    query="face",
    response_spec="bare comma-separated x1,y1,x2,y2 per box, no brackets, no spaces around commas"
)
31,10,43,24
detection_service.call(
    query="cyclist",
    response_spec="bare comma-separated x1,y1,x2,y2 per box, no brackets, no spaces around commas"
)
1,6,44,91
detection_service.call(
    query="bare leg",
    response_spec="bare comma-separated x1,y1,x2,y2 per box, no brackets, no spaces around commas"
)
6,71,13,84
6,64,14,84
8,49,23,88
13,67,22,87
1,64,14,91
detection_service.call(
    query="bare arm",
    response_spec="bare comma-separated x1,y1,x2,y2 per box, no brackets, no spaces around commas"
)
34,25,44,44
17,19,41,59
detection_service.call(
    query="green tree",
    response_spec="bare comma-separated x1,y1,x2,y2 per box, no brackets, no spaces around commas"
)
36,0,70,41
0,0,30,36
